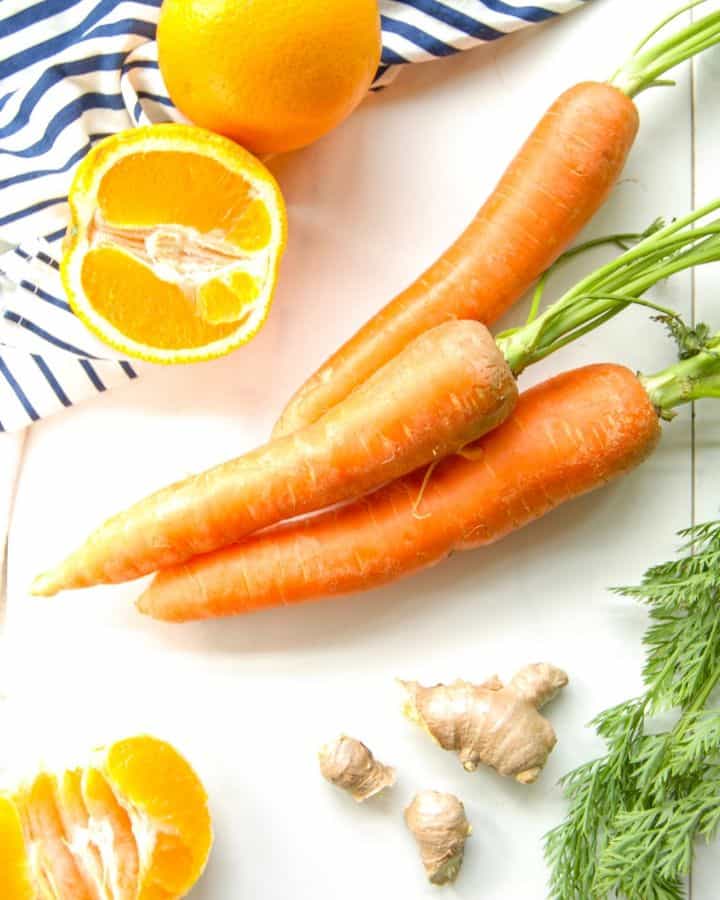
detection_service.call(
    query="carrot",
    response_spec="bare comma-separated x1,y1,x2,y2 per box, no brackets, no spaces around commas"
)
32,203,720,596
273,83,636,437
273,6,720,437
136,364,662,622
139,333,720,622
33,320,516,594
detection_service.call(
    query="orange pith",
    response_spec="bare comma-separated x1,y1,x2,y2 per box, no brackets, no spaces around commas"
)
1,736,212,900
16,774,98,900
63,125,287,363
82,768,140,900
56,770,106,896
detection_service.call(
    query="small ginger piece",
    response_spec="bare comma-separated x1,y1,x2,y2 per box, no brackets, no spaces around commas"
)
404,790,471,885
400,662,568,784
318,735,396,802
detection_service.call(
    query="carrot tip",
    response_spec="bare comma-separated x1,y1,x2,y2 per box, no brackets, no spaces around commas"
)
30,571,61,597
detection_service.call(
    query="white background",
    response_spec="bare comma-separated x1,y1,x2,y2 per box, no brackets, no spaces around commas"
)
2,0,720,896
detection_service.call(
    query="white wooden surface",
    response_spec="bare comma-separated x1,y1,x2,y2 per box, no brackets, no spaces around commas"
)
0,432,24,611
2,0,719,896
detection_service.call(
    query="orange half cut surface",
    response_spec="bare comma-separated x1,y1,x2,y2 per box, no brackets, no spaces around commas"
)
62,124,287,364
1,735,213,899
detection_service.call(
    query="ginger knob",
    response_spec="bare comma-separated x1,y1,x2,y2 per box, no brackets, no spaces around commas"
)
405,790,471,885
401,662,568,783
318,736,396,802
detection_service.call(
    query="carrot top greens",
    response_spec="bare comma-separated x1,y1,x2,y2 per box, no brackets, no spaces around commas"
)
641,327,720,418
610,1,720,99
496,199,720,377
545,521,720,899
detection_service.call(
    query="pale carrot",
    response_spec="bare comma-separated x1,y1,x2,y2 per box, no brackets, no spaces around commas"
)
138,330,720,622
137,363,663,621
33,321,517,594
273,6,720,437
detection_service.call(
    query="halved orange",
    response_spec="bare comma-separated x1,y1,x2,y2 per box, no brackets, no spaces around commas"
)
63,124,287,363
2,735,213,899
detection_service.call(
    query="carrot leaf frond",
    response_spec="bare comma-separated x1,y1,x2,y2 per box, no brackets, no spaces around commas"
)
653,315,718,360
545,520,720,900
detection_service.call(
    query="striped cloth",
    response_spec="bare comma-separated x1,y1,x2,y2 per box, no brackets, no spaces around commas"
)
0,0,586,433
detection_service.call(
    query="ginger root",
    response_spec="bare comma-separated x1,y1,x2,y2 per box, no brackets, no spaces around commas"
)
404,790,471,885
318,735,396,801
400,662,568,784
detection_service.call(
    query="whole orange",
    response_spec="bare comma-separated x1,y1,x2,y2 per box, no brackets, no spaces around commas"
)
157,0,382,155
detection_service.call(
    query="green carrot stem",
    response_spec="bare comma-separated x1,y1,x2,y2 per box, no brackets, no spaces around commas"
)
560,198,720,298
609,3,720,99
520,308,619,363
522,295,683,365
496,203,720,375
525,228,662,325
640,338,720,419
630,0,705,55
540,242,720,346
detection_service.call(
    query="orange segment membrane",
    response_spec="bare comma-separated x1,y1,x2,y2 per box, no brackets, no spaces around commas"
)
105,736,212,896
82,768,140,900
17,774,97,900
81,247,240,349
56,770,106,897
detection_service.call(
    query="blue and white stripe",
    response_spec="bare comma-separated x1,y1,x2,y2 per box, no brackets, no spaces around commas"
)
0,0,586,432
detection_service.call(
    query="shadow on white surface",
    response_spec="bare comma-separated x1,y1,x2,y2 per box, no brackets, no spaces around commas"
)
22,449,684,665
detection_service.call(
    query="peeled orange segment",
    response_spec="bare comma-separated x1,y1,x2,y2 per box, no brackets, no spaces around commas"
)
15,773,99,900
82,768,140,900
63,124,287,363
0,736,212,900
56,770,107,898
197,270,260,325
104,737,213,899
0,794,34,900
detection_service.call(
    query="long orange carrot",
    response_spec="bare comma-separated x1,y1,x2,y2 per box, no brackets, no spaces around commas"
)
140,333,720,623
138,364,663,622
33,321,516,594
138,331,720,622
272,84,635,436
33,203,720,597
273,7,720,437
